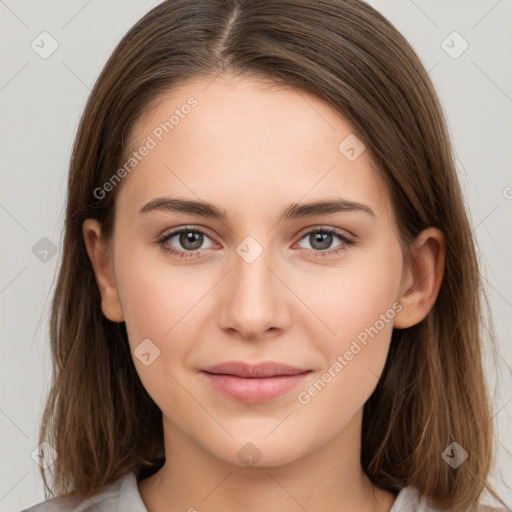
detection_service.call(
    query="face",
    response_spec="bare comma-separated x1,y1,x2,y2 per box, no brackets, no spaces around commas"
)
101,73,408,467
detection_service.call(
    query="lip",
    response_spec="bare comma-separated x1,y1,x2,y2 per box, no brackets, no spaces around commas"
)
200,361,312,403
203,361,310,378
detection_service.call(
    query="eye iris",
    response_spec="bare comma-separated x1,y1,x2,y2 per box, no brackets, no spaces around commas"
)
310,232,332,250
180,231,203,250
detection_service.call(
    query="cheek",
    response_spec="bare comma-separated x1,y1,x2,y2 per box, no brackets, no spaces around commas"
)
115,258,207,416
302,248,402,344
295,242,403,397
115,242,209,345
293,279,399,435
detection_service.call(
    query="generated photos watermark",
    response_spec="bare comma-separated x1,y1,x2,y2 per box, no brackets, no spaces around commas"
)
297,301,402,405
93,96,198,200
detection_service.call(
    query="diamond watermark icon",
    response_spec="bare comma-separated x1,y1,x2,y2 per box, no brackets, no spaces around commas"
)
134,338,161,366
31,441,58,469
236,236,263,264
338,134,366,161
441,441,468,468
31,31,59,59
237,442,262,467
441,31,468,59
32,237,58,263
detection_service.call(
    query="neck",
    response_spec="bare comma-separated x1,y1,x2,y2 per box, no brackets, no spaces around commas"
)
138,410,397,512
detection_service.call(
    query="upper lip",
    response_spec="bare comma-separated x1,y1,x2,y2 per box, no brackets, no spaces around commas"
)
201,361,311,378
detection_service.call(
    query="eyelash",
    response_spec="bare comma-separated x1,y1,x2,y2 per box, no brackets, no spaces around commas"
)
156,226,355,260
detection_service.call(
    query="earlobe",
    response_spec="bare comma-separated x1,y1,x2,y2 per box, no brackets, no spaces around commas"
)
82,219,124,323
393,228,445,329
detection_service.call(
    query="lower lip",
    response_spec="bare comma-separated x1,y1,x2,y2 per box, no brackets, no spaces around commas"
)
201,371,311,403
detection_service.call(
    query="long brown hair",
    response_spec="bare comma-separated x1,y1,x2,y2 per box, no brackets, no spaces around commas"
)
39,0,502,509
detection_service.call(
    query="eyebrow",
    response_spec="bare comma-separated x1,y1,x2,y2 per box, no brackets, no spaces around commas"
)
138,197,376,221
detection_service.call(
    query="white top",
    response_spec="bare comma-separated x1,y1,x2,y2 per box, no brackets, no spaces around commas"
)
21,471,441,511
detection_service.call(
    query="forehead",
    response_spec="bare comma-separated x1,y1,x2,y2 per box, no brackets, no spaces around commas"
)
119,74,393,223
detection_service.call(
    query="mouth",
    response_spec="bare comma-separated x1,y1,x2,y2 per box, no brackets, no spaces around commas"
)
200,361,312,403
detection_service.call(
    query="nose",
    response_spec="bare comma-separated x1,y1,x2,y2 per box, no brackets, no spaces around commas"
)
217,243,290,342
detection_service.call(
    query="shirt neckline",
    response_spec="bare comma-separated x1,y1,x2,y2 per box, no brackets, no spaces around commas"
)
117,471,424,512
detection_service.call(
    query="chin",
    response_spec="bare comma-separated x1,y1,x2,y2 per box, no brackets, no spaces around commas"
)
201,433,311,470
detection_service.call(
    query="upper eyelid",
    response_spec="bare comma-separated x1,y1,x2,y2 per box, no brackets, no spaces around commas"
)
296,225,354,239
159,225,218,243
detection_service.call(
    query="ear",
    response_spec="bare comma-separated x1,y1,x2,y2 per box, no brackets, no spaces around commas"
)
393,227,445,329
82,219,124,323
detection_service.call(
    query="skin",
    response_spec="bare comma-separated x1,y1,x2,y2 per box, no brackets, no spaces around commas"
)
83,73,445,512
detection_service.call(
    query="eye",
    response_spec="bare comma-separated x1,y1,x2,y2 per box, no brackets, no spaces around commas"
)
295,227,355,258
156,225,355,260
157,227,216,258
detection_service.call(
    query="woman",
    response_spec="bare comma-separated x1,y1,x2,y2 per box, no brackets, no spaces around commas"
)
22,0,506,510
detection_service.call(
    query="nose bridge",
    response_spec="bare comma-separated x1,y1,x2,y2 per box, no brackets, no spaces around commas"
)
220,234,287,338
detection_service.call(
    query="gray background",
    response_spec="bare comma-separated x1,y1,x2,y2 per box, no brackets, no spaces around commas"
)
1,0,511,510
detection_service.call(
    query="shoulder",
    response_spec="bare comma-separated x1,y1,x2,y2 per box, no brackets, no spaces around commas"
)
390,486,441,512
390,486,509,512
19,472,147,512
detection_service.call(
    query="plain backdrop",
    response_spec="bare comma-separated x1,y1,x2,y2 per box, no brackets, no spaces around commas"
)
1,0,511,510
